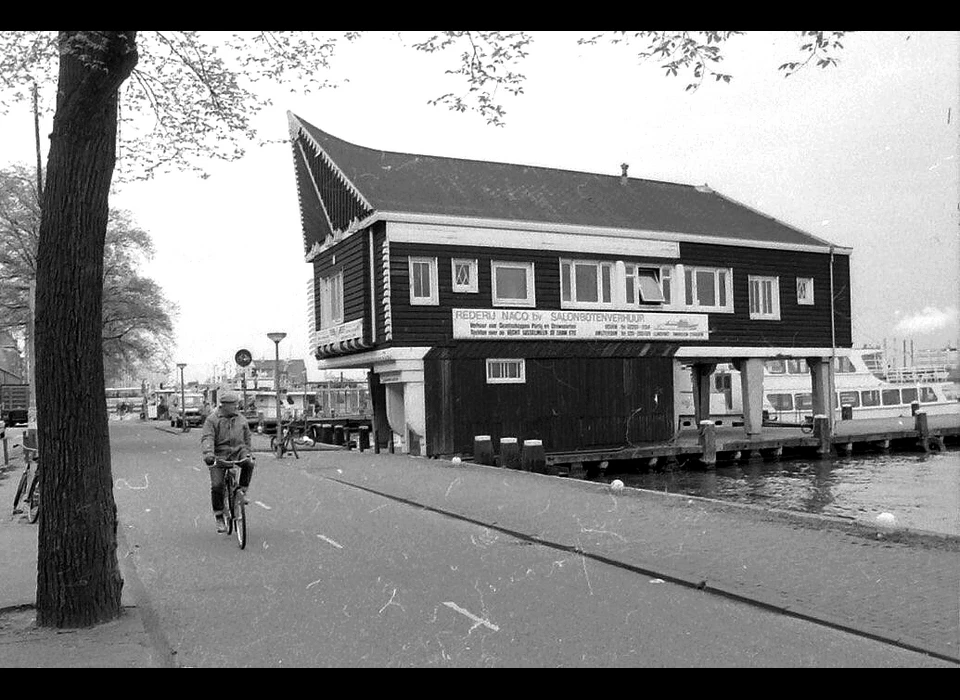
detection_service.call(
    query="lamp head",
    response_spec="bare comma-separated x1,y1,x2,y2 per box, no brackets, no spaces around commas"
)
267,332,287,344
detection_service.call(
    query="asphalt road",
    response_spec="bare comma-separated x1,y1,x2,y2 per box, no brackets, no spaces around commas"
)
110,421,950,667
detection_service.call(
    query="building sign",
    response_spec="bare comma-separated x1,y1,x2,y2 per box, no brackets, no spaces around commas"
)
315,319,364,346
452,308,709,340
378,370,403,384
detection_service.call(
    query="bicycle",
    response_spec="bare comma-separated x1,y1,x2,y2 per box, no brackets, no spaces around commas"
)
215,458,249,549
12,446,39,523
270,420,301,459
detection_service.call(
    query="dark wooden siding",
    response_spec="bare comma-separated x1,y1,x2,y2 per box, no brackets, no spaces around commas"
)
313,231,371,342
389,240,850,350
424,345,674,456
678,242,852,348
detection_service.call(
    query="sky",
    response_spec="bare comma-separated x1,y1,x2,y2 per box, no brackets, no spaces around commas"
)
1,31,958,383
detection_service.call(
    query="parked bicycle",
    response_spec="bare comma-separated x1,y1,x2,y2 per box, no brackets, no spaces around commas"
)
12,445,39,523
215,458,248,550
270,420,302,459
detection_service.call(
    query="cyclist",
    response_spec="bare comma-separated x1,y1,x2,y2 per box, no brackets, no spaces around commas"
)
201,391,255,533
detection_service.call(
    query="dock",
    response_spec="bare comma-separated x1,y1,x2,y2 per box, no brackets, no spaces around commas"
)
541,411,960,476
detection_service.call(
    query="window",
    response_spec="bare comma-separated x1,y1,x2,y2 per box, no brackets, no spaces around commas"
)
920,387,938,403
861,390,881,407
319,270,343,329
748,276,781,320
560,260,612,307
838,391,860,408
492,261,536,307
684,266,733,312
451,258,478,293
901,387,918,405
765,359,786,374
881,389,901,406
796,277,815,305
768,393,794,411
787,359,806,374
795,394,813,411
486,358,525,384
409,257,439,305
624,264,665,304
834,356,856,373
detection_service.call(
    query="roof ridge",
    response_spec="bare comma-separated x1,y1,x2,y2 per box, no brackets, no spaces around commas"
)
289,112,702,191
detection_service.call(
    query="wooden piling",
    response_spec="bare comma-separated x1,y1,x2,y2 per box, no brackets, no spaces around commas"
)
915,412,930,452
699,421,716,466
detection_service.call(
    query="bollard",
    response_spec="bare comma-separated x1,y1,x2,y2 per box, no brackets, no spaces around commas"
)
473,435,494,465
698,420,716,466
373,430,381,454
521,439,545,473
359,425,370,452
345,428,353,450
321,423,333,444
841,404,853,421
498,437,519,469
334,426,345,446
915,411,930,452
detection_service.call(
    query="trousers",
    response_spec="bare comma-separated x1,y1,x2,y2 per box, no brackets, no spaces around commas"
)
209,458,254,513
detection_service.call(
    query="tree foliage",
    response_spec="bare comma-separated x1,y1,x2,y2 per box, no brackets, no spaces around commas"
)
0,165,177,382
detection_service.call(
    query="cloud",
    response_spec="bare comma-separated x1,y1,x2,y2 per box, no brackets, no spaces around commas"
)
892,306,959,335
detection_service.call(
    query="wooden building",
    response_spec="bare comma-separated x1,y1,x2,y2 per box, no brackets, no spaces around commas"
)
288,113,852,457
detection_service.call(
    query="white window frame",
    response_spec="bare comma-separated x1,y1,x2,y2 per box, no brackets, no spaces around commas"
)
624,263,666,306
684,266,734,313
451,258,479,294
485,358,526,384
796,277,815,305
319,269,343,329
408,256,439,306
560,259,614,308
748,275,781,320
491,261,536,307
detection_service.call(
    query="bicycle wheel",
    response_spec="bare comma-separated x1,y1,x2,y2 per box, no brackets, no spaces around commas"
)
272,436,284,459
12,469,29,513
234,494,246,549
289,434,299,459
26,475,39,523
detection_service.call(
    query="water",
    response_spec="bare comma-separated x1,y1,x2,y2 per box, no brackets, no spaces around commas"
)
594,448,960,537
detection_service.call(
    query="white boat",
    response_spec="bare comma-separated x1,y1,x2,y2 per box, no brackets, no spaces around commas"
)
676,349,959,429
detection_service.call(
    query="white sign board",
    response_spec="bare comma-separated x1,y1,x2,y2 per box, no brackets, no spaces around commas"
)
452,308,709,341
315,318,364,346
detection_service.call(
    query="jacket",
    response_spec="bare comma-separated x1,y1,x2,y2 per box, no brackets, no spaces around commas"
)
200,408,252,462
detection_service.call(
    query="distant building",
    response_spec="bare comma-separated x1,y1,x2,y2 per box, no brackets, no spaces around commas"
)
288,113,853,456
0,331,23,383
251,358,308,389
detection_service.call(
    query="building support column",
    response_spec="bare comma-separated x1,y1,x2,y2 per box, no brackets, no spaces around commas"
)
807,357,833,421
734,358,765,436
690,363,716,424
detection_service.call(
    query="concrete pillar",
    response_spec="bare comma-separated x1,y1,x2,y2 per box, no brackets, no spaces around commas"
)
735,358,765,436
691,363,717,424
807,357,833,423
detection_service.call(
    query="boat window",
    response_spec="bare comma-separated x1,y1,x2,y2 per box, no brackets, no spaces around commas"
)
920,387,938,403
768,393,793,411
839,391,860,408
765,359,786,374
861,390,880,407
834,356,856,373
881,389,900,406
787,359,805,374
795,394,813,410
901,387,918,404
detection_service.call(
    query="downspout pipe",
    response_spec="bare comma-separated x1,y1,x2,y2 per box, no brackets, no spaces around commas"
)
829,245,837,431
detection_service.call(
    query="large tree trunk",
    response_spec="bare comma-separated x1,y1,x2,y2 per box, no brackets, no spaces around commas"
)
34,31,138,628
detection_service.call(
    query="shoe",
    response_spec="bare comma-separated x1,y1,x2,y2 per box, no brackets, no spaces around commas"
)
238,489,250,505
215,513,227,533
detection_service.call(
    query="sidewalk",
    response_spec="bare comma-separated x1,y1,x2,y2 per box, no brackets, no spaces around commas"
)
1,428,958,666
0,433,162,668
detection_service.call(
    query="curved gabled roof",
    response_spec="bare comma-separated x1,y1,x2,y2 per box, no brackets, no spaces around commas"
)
289,112,842,250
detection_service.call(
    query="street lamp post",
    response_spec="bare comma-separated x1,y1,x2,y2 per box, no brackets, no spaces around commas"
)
177,363,187,432
266,333,286,451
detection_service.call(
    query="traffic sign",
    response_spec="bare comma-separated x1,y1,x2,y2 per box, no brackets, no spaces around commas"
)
235,349,252,367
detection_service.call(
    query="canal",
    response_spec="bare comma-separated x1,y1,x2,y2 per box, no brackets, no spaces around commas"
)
591,448,960,537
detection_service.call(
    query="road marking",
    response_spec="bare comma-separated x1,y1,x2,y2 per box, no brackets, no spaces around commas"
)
442,602,499,632
115,474,150,490
317,534,343,549
255,501,272,510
